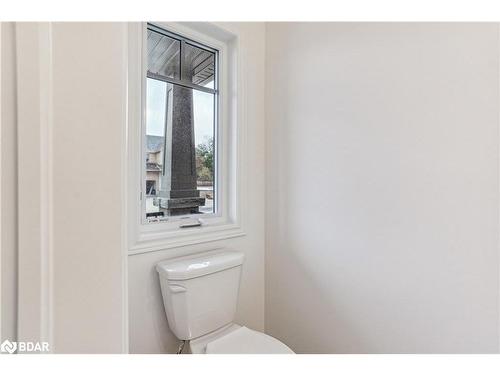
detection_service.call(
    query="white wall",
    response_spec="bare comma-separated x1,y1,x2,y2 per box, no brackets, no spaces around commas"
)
265,23,500,353
128,22,266,354
1,22,18,343
50,23,128,353
9,22,127,353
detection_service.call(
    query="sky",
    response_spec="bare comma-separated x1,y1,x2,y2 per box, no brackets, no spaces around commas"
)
146,78,214,147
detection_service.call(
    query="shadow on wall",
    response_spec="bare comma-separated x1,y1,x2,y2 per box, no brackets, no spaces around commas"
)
128,250,182,354
267,245,368,354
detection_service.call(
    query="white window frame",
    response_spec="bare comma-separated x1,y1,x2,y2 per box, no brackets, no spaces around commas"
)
127,22,245,254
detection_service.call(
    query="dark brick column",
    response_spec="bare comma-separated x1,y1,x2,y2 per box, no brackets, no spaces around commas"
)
157,83,205,216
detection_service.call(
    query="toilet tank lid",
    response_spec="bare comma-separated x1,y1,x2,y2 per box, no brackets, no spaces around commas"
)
156,251,244,280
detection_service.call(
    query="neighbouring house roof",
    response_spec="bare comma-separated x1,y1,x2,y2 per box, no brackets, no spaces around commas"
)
147,135,164,153
146,162,162,172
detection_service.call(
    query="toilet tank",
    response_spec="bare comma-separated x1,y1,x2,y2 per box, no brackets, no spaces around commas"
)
156,250,245,340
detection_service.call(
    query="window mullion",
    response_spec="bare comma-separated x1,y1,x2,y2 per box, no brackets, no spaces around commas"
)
180,40,186,82
146,72,217,95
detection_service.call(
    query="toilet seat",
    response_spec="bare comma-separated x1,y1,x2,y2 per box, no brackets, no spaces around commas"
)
205,326,294,354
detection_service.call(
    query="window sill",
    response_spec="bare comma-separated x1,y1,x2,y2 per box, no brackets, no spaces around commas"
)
128,222,245,255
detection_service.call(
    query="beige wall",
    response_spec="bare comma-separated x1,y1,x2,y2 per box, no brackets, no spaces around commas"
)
265,23,500,353
50,23,127,353
6,22,128,352
1,22,18,343
128,22,267,353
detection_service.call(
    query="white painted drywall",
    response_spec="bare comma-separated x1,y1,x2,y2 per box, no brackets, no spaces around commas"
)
1,22,18,343
3,22,128,353
127,22,266,353
265,23,500,353
49,23,127,352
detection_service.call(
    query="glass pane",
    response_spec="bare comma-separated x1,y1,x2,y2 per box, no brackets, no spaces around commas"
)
194,90,215,214
184,42,215,89
145,78,167,217
147,29,180,80
145,77,215,220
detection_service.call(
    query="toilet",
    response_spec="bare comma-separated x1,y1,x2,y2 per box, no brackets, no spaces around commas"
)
156,250,294,354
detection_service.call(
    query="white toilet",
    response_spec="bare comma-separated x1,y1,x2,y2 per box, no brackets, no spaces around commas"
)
156,250,294,354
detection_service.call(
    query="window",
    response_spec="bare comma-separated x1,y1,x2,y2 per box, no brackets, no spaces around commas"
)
144,24,218,223
145,180,156,195
128,22,243,252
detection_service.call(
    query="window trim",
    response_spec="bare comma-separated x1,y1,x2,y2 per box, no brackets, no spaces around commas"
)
127,22,245,254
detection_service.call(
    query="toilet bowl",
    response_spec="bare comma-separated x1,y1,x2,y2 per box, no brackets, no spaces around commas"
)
156,250,294,354
189,324,293,354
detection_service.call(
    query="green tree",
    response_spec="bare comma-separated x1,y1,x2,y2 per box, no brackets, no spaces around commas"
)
196,137,214,182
